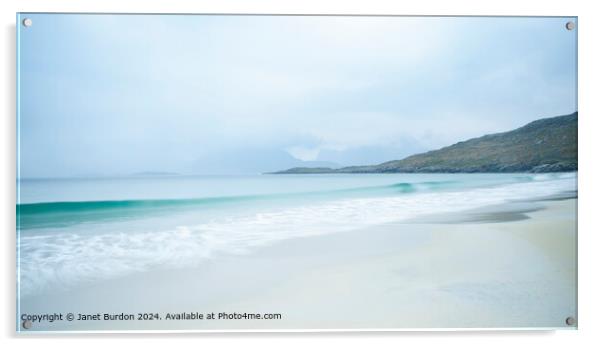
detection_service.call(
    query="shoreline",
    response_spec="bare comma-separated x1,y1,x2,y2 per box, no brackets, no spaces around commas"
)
19,194,577,331
268,170,579,175
402,190,576,224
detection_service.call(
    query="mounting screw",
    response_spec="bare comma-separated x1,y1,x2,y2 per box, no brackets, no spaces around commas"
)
565,21,575,31
22,320,32,329
565,316,576,326
22,18,32,27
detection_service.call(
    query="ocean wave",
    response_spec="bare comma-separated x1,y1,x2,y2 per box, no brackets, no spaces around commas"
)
17,175,576,297
17,179,466,230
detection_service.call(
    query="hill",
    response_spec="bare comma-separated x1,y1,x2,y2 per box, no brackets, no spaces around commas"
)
274,112,577,174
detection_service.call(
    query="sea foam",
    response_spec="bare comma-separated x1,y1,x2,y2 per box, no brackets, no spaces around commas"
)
18,174,576,297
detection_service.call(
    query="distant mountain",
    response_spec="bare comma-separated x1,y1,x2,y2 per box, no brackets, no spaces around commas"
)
131,171,180,177
273,112,577,174
312,142,428,167
188,147,340,175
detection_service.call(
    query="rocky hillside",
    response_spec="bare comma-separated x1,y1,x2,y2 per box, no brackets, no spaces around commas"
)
274,112,577,174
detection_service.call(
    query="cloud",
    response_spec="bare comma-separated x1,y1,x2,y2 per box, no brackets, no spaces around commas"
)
286,146,322,162
19,15,577,177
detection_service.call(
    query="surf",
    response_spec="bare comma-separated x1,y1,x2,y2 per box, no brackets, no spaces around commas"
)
16,179,467,230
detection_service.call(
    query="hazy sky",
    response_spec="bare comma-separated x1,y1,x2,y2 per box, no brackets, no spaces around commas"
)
18,14,577,177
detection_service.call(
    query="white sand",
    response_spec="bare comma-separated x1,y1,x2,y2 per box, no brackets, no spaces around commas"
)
19,199,576,331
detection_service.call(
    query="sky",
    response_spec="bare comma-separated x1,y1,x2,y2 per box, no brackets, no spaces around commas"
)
18,14,577,177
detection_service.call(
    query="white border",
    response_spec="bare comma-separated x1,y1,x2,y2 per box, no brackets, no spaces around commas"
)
3,0,602,345
12,12,579,335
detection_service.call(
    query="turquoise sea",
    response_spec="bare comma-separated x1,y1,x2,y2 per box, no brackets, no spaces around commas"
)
17,173,576,298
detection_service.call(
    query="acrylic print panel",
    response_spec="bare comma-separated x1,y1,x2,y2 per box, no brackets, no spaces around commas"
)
16,13,577,332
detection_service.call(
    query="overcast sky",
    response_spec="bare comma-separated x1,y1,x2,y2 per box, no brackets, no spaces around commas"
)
19,14,577,177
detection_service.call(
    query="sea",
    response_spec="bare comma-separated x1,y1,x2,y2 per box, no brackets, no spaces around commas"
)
17,172,577,298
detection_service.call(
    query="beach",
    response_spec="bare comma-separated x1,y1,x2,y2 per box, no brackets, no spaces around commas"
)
19,192,576,331
16,13,579,335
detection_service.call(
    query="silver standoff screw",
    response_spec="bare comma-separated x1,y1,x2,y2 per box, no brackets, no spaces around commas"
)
565,316,576,326
565,21,575,31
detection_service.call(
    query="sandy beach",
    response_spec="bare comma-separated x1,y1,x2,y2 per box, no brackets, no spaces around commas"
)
16,13,579,336
20,195,576,331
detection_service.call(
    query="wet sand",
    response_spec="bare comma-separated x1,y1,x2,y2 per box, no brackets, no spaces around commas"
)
19,198,577,331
